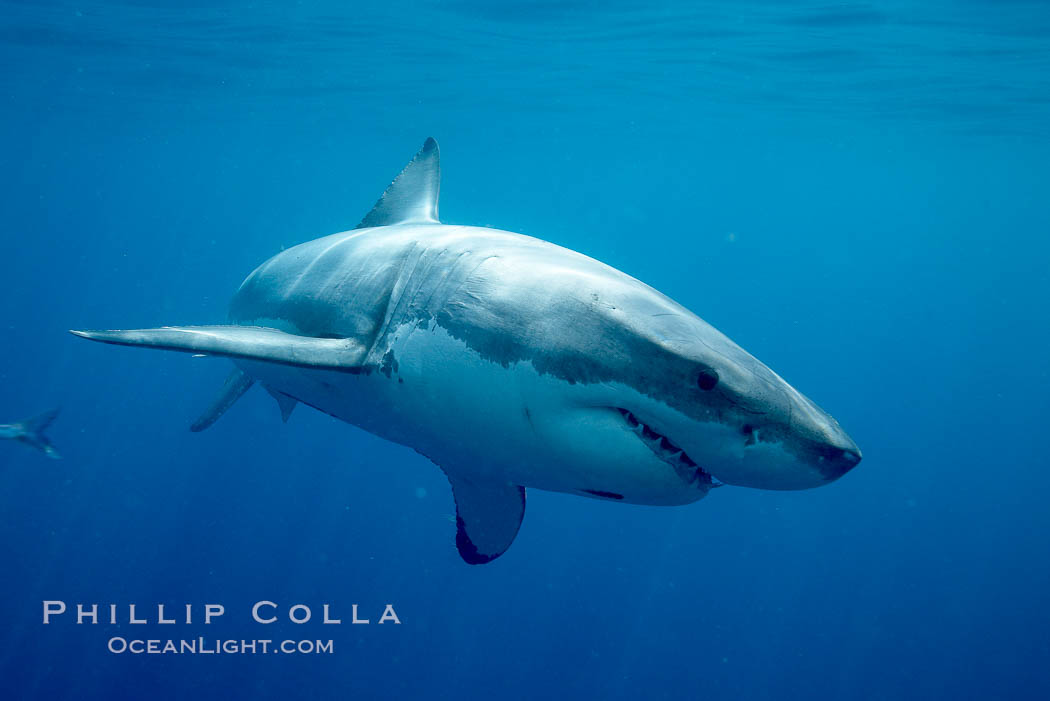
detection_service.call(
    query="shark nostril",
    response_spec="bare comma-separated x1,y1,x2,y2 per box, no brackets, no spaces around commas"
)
841,448,862,467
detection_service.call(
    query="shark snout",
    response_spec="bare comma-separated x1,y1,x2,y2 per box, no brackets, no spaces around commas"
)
811,428,862,481
777,384,862,483
822,445,862,480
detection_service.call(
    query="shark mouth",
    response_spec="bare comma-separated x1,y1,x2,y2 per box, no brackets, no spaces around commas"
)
616,408,722,490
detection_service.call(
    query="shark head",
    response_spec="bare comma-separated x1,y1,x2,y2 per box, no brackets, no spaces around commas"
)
605,341,863,493
558,292,863,493
435,251,863,498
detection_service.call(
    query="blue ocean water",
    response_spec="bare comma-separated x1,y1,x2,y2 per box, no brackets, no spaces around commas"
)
2,1,1049,698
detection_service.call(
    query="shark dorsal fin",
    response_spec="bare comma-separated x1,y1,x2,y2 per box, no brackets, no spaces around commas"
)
356,137,440,229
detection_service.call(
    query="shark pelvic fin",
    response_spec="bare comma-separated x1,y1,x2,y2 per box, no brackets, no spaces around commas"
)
356,137,440,229
70,326,368,371
265,386,297,423
446,474,526,565
190,368,255,432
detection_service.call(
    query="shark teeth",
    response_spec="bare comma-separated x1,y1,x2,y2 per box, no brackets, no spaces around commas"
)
616,408,722,489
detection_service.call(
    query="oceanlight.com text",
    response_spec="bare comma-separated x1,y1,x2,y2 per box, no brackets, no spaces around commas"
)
107,637,334,655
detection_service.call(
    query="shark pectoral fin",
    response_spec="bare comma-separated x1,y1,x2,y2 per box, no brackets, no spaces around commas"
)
446,475,526,565
356,138,440,229
69,326,368,371
190,368,255,433
265,386,297,423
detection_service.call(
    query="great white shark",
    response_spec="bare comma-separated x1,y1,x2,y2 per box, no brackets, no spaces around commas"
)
72,138,861,564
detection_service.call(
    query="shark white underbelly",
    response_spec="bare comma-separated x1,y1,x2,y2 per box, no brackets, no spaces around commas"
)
237,322,709,507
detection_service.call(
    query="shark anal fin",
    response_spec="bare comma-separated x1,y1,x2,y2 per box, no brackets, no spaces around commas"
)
356,138,440,229
190,368,255,433
265,386,297,423
70,326,368,371
447,475,526,565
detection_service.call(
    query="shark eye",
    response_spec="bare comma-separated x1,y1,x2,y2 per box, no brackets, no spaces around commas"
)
696,368,719,391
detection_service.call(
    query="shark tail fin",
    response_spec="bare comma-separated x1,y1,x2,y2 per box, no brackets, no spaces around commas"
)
18,408,61,459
